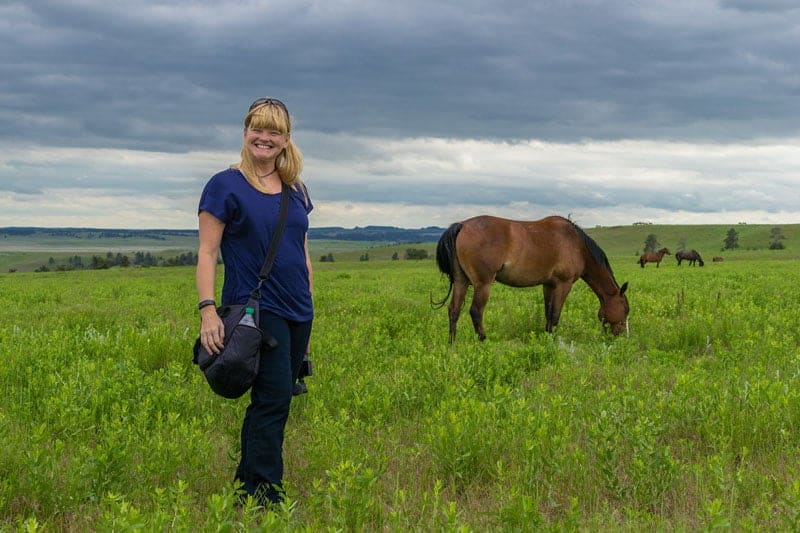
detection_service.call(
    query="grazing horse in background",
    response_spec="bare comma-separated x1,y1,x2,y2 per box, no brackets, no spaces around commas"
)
639,248,670,268
675,249,704,266
432,215,629,342
712,256,724,262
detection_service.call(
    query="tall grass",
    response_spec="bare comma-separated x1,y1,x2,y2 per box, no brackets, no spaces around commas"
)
2,258,800,530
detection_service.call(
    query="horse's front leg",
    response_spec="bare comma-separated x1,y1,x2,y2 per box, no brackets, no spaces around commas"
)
543,284,556,331
542,282,573,332
468,282,492,341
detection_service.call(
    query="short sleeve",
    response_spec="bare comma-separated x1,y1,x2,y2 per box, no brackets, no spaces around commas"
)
199,171,238,223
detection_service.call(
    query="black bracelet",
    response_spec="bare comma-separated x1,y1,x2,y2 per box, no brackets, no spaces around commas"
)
198,299,216,310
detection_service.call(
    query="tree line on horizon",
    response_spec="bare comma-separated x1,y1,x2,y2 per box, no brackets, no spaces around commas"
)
22,251,198,274
319,247,430,263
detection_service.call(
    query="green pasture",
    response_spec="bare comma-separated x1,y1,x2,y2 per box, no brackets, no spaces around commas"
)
2,256,800,530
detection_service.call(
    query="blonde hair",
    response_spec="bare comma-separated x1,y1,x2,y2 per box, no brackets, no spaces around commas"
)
235,102,304,189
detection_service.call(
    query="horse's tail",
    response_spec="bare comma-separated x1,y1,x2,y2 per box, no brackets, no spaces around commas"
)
436,222,462,282
431,222,462,309
638,256,645,268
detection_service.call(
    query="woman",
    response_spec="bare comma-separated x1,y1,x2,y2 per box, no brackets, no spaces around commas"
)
196,97,314,505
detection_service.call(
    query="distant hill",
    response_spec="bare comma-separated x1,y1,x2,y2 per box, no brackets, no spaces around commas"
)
586,222,800,258
0,227,197,240
308,225,445,242
0,226,446,243
0,225,451,272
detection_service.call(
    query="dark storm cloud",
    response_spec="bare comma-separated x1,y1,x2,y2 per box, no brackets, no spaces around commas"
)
2,0,799,151
312,169,799,215
720,0,799,12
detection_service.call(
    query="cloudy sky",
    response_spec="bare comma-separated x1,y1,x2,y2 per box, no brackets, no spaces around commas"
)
1,0,799,230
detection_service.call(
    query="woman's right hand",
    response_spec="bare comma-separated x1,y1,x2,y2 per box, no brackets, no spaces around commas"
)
199,307,225,355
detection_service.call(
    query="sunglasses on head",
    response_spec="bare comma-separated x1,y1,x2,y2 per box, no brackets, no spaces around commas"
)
248,97,291,131
249,98,288,113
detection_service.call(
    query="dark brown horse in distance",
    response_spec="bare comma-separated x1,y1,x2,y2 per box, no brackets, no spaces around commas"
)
639,248,670,268
433,215,629,342
675,249,704,266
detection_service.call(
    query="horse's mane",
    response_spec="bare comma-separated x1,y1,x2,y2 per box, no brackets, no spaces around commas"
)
567,219,618,283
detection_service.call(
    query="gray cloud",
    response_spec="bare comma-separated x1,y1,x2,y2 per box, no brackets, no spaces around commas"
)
0,0,799,229
3,0,799,148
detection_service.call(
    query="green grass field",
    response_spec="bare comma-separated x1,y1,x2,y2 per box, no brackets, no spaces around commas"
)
2,248,800,530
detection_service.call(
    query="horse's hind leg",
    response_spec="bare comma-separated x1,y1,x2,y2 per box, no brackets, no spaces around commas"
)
448,278,468,343
468,282,492,341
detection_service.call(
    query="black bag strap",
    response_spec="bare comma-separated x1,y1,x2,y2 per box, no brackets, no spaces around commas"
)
250,183,290,299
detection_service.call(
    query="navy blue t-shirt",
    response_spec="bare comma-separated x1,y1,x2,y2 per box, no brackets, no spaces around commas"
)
199,168,313,322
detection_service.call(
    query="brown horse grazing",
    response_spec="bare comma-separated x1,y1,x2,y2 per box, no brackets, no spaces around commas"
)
638,248,670,268
675,249,704,266
432,215,629,342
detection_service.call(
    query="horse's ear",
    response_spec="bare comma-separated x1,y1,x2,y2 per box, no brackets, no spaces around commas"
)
620,282,628,295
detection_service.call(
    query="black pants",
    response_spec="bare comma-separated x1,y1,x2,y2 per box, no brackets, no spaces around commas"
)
235,311,312,503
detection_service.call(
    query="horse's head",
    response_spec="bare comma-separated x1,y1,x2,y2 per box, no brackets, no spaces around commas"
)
660,248,671,255
598,282,629,336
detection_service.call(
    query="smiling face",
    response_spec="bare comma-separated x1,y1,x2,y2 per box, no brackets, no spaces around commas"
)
243,102,291,163
244,126,289,162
